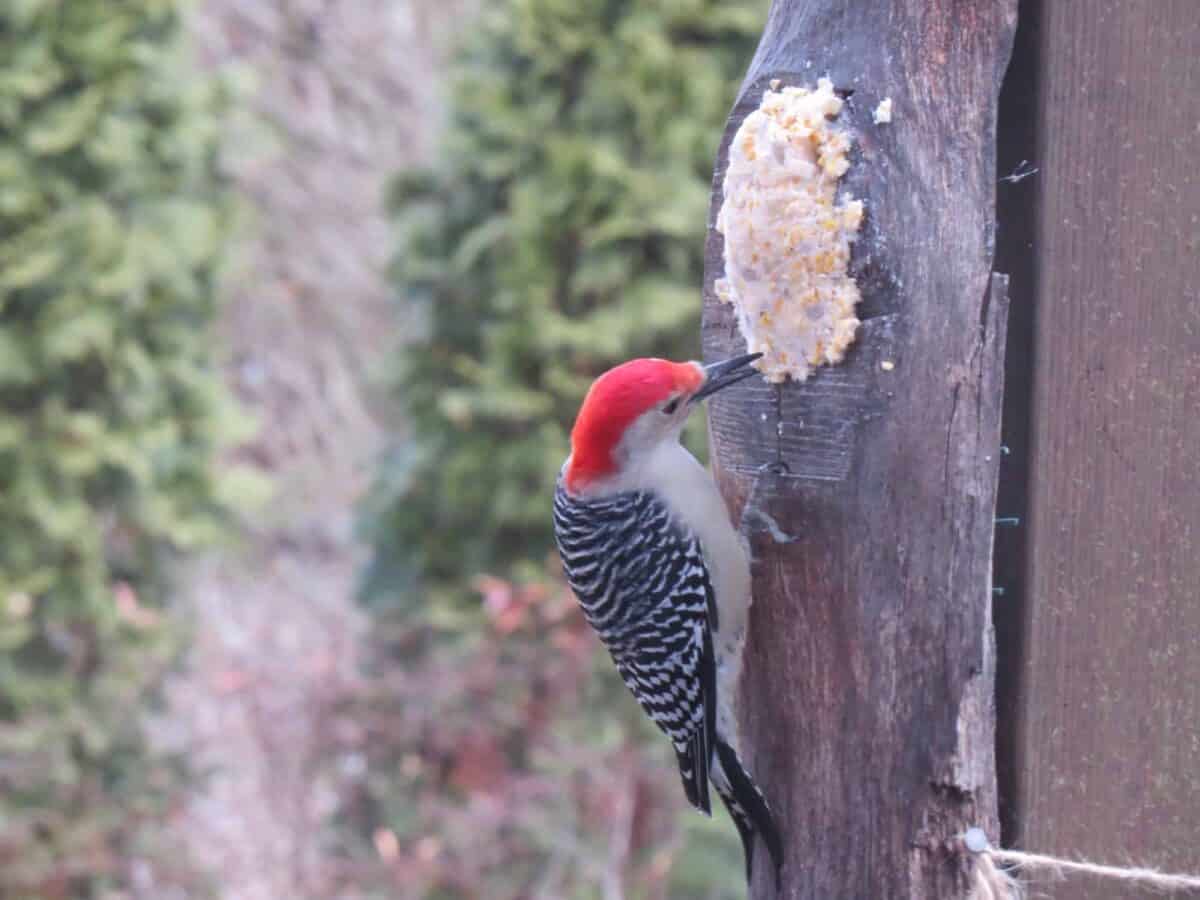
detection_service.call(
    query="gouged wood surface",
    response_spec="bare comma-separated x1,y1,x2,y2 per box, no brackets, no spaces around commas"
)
702,2,1017,896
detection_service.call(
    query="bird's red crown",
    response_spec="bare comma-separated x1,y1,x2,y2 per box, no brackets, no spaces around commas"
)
565,358,702,492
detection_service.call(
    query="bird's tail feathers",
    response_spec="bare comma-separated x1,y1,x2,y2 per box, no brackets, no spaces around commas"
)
714,736,783,885
676,728,712,815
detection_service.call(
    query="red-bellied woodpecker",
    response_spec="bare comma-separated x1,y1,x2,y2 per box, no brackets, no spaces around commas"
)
553,353,783,882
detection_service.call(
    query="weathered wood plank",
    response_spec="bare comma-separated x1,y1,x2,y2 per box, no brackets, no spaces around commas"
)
701,2,1017,896
1000,2,1200,896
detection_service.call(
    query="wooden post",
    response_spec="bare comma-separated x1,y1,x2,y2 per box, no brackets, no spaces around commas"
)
995,2,1200,897
701,2,1017,896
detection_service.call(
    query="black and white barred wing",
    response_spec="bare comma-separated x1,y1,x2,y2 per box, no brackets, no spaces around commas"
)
553,484,717,814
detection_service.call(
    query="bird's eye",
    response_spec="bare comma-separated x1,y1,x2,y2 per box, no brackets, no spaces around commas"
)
662,398,680,415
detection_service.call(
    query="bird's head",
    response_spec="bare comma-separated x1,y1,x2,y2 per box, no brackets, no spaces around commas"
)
563,353,761,494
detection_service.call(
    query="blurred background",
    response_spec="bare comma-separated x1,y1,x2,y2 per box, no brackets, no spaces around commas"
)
0,1,766,897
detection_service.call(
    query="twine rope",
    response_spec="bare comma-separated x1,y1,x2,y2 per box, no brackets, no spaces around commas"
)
964,828,1200,897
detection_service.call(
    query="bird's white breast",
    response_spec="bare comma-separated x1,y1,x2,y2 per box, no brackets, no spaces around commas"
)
627,441,751,645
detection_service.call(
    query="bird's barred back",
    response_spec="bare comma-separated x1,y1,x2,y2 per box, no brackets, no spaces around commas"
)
552,483,714,752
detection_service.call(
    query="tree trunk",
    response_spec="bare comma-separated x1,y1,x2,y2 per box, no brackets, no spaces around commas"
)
701,2,1017,896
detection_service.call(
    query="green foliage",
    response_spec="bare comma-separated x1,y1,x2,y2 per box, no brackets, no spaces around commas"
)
355,1,765,896
364,0,765,610
0,1,235,893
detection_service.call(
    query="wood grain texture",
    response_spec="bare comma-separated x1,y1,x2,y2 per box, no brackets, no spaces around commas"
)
701,1,1017,896
1003,2,1200,896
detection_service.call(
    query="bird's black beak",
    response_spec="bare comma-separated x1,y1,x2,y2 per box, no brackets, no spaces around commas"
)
690,352,763,403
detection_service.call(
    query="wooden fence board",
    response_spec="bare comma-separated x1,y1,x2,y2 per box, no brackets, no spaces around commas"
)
1000,2,1200,895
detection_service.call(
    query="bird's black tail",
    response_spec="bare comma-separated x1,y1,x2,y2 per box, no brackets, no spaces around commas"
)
675,726,712,815
714,737,783,885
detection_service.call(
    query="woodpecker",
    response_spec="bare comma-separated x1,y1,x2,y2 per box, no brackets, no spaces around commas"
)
553,353,783,882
